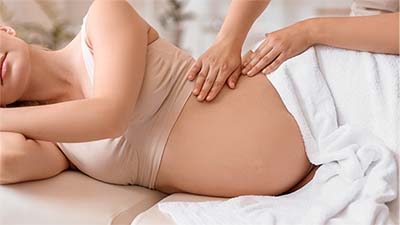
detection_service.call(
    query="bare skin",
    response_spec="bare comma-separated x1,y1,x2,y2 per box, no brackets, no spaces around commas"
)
187,0,271,102
243,12,400,76
188,1,399,101
0,1,150,142
0,1,160,184
157,74,312,197
0,1,313,197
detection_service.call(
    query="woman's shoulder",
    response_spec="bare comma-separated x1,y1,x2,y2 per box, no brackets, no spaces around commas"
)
85,0,159,46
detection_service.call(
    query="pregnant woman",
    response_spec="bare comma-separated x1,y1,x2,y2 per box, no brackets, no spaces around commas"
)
0,0,313,197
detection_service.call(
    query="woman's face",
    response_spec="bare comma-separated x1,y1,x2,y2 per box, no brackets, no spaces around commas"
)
0,26,31,106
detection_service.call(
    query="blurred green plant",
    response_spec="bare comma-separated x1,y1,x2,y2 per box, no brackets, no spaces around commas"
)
0,0,75,49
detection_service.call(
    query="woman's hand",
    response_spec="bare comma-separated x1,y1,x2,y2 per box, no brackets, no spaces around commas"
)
187,39,242,102
242,20,313,76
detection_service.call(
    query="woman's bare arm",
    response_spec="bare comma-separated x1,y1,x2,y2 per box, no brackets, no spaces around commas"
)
0,132,69,184
309,12,399,54
0,1,148,142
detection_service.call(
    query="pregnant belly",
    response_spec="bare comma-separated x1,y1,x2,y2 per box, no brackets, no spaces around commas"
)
155,75,311,198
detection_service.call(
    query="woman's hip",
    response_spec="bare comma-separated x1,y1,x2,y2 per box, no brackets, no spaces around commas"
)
156,75,311,197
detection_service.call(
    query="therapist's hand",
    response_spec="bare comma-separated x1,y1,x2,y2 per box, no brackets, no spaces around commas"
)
187,39,242,102
242,20,313,76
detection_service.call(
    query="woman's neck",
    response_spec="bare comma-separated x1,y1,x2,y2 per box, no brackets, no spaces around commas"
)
20,41,81,105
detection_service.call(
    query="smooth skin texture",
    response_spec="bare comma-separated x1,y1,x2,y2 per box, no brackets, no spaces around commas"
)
0,132,69,184
0,0,148,142
243,12,400,76
187,0,270,102
0,1,312,197
189,2,399,100
157,74,311,197
0,0,159,184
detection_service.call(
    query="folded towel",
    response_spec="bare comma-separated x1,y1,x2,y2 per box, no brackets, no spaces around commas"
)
157,46,399,225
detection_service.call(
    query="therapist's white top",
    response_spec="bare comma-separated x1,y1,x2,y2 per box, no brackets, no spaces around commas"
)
351,0,399,15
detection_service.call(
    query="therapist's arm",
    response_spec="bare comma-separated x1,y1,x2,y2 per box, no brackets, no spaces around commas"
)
243,12,399,76
214,0,270,51
187,0,270,102
309,12,399,55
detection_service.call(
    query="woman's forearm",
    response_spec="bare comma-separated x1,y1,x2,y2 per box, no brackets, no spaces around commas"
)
0,132,69,184
307,12,399,54
216,0,270,48
0,98,127,143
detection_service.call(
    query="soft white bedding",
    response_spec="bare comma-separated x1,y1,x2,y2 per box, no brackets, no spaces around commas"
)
156,45,399,225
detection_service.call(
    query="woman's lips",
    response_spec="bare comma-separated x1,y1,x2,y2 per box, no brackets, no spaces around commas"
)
0,53,7,85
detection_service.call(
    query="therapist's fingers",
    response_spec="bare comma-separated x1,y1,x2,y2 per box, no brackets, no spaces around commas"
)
206,69,229,101
192,64,209,96
253,38,270,58
247,47,280,76
242,52,254,67
187,60,202,81
227,66,242,89
262,53,286,75
242,42,272,74
197,66,219,101
242,50,254,67
206,65,240,101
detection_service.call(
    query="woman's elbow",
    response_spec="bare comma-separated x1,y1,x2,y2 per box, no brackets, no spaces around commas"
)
93,100,130,138
0,149,23,185
108,121,128,138
105,112,130,138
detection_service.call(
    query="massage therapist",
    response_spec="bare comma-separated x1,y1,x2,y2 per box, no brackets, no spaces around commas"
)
188,0,399,102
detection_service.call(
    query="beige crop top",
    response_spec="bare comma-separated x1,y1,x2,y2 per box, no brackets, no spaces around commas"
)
56,15,195,189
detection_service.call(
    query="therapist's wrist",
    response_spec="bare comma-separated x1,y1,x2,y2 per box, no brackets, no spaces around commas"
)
303,17,323,46
214,32,244,52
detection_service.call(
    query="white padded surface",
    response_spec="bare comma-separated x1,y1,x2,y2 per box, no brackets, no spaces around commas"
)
0,171,166,225
131,193,226,225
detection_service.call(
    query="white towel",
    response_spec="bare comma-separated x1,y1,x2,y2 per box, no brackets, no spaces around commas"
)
157,46,399,225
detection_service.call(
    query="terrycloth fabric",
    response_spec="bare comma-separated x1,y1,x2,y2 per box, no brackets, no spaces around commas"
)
157,46,399,225
317,46,399,153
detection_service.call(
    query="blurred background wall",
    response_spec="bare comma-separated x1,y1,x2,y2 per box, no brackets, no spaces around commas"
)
0,0,352,56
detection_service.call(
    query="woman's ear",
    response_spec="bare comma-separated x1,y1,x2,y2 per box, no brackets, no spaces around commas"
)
0,26,16,36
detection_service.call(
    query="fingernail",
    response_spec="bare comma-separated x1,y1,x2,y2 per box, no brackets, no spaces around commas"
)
193,89,199,95
206,96,212,101
198,94,203,100
230,82,235,88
